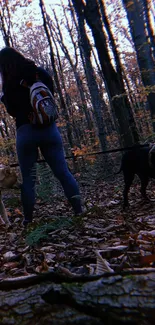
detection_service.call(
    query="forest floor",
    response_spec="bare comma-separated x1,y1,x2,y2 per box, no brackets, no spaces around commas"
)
1,172,155,280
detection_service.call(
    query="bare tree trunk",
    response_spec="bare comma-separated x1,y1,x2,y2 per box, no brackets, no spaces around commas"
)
49,9,93,150
47,23,80,146
98,0,123,77
82,0,139,147
143,0,155,62
54,3,94,133
0,1,14,47
122,0,155,131
39,0,77,170
71,0,108,154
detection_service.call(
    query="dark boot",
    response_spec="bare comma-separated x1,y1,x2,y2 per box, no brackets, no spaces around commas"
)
69,195,82,215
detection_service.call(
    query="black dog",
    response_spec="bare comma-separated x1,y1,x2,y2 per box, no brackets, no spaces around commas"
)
117,146,155,207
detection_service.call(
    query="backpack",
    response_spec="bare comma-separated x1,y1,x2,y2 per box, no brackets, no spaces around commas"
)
20,78,58,127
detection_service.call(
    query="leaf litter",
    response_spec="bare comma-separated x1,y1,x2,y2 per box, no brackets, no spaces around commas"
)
0,176,155,280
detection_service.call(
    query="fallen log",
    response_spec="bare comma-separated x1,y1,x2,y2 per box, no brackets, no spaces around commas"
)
0,269,155,325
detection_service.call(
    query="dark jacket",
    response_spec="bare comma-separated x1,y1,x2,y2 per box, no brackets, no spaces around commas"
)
1,66,54,129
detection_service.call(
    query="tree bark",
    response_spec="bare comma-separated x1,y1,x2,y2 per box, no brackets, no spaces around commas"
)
143,0,155,62
54,6,94,133
122,0,155,131
0,1,14,47
83,0,139,147
39,0,77,170
71,0,108,154
50,9,93,147
0,270,155,325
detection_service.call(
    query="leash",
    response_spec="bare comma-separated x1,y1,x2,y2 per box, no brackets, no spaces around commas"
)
9,143,149,168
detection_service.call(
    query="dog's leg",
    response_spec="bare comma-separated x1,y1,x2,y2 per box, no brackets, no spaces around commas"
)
123,171,135,208
0,190,10,225
139,175,149,200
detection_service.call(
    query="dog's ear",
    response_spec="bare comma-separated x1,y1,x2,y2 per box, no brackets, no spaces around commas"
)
0,168,6,181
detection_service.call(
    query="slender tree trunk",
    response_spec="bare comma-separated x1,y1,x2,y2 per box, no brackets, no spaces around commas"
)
83,0,139,147
48,23,82,148
98,0,140,142
60,2,94,132
122,0,155,131
98,0,123,77
71,0,108,153
0,2,14,47
143,0,155,62
51,9,93,134
39,0,78,170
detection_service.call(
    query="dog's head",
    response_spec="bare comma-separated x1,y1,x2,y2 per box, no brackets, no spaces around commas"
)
0,165,17,189
148,144,155,168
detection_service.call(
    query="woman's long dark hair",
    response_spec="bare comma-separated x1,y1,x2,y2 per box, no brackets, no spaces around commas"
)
0,47,36,89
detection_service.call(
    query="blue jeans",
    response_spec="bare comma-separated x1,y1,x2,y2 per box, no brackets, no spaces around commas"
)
16,123,82,221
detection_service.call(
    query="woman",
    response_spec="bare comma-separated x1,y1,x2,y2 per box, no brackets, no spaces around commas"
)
0,47,82,225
